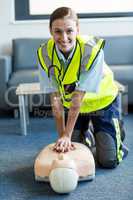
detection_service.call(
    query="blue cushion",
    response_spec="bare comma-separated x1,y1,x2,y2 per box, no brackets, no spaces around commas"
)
103,36,133,65
8,69,39,86
13,38,47,71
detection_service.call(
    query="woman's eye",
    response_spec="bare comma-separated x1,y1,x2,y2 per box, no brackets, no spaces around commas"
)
66,29,73,34
55,30,61,34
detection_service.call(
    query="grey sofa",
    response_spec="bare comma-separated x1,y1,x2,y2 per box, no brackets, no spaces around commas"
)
0,36,133,111
103,36,133,105
0,38,45,110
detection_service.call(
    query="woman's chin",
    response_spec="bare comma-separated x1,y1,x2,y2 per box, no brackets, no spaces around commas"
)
60,46,73,53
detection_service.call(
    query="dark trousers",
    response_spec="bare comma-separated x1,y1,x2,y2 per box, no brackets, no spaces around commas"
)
73,96,125,168
75,96,121,139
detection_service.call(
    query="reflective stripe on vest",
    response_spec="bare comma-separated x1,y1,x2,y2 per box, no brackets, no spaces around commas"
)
37,43,49,75
86,38,105,71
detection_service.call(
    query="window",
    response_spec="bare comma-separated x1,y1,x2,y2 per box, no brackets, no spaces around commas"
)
15,0,133,21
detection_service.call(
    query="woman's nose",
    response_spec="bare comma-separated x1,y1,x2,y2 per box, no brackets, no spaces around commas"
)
61,32,68,41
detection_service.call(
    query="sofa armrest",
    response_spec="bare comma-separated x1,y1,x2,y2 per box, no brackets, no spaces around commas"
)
0,56,12,109
0,55,12,86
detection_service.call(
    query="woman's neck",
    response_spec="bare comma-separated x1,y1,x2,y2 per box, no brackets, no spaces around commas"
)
60,50,72,59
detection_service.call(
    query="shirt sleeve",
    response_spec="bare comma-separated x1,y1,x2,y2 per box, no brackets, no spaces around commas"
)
76,50,104,93
38,64,58,94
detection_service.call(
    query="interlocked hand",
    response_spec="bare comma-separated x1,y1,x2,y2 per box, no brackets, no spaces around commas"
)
53,136,75,153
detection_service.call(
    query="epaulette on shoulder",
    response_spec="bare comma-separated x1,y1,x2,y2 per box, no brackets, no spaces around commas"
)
85,36,97,47
40,42,47,48
39,38,49,48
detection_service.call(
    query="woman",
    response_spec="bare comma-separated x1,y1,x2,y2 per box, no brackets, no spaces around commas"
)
38,7,128,168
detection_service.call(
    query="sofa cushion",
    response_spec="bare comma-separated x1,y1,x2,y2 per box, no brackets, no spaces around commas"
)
13,38,46,71
110,65,133,104
8,69,39,87
103,36,133,65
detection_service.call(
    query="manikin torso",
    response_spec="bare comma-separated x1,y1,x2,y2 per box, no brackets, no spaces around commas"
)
34,142,95,182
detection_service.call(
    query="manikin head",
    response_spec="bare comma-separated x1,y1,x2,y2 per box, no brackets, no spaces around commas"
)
49,154,79,193
49,7,79,54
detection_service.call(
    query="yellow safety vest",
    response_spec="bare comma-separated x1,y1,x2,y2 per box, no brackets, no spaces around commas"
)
37,35,118,113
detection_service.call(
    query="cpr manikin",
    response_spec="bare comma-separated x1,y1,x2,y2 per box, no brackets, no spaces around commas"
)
34,142,95,193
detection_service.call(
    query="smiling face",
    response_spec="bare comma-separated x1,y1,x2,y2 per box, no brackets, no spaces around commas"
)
50,18,79,53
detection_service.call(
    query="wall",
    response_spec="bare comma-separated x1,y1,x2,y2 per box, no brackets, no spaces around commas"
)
0,0,133,55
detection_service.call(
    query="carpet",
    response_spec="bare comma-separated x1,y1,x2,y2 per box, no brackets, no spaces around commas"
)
0,114,133,200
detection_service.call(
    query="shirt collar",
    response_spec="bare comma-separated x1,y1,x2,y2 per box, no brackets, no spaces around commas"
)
55,44,76,63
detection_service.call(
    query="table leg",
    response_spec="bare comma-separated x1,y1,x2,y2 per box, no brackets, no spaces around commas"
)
25,95,29,125
18,95,27,136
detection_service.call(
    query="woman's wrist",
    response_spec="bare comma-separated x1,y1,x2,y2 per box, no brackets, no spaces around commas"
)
60,131,71,139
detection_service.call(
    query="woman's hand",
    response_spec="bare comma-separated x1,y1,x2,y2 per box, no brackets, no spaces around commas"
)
53,136,75,153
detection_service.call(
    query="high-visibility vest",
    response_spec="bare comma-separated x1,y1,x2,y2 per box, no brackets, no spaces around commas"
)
37,35,118,113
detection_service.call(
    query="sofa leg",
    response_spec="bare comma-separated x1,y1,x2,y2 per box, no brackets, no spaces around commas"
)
14,109,19,118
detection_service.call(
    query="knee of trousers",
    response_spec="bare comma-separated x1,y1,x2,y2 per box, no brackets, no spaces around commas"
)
96,131,118,169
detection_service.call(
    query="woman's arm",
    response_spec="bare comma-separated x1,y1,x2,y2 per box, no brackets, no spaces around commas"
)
50,92,65,138
53,91,85,152
65,91,85,138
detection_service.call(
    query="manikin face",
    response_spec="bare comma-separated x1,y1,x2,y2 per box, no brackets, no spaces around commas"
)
50,18,79,53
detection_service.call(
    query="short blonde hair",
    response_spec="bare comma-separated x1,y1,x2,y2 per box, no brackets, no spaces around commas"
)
49,7,79,28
